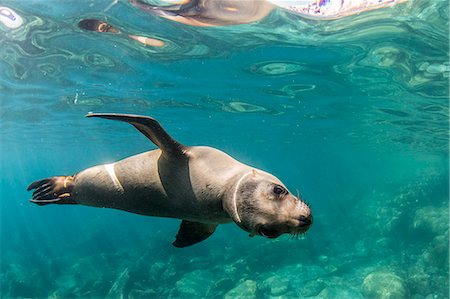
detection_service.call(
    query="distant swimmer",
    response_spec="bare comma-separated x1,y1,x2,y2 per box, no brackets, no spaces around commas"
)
27,113,312,247
129,0,275,26
0,6,23,29
267,0,409,20
78,18,165,47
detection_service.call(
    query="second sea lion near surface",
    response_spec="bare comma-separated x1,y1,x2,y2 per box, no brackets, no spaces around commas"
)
27,113,312,247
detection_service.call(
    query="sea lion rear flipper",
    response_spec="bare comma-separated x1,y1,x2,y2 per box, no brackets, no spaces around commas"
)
86,113,185,158
173,220,217,248
27,176,77,205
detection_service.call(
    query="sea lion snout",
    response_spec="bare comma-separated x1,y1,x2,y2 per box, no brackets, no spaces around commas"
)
298,215,312,227
292,200,313,234
257,211,312,238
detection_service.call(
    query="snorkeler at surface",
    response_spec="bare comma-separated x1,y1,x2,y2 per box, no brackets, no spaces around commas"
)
130,0,408,26
78,18,165,47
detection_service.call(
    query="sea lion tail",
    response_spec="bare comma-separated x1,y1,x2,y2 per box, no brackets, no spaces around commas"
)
27,176,77,205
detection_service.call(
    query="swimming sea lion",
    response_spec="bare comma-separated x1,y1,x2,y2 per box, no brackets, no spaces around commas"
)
27,114,312,247
129,0,275,26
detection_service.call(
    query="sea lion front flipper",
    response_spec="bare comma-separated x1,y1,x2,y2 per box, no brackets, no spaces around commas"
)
173,220,218,248
86,113,185,158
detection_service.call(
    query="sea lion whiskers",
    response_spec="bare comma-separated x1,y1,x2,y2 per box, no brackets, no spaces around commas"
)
296,189,312,211
290,230,307,240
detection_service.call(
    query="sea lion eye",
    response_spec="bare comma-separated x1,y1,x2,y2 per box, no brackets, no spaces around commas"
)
273,185,287,195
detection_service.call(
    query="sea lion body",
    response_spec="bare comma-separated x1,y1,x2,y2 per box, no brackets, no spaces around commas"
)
28,114,312,247
72,146,250,223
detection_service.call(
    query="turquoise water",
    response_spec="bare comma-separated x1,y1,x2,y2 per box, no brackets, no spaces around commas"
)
1,0,449,298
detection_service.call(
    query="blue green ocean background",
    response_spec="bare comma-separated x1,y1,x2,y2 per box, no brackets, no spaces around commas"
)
1,0,448,298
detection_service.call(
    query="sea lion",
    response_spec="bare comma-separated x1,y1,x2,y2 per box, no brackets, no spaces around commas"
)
129,0,275,26
27,113,312,247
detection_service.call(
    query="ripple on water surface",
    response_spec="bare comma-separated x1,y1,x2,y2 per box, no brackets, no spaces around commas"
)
248,61,305,76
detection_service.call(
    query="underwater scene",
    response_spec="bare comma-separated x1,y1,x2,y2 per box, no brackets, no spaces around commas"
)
1,0,448,298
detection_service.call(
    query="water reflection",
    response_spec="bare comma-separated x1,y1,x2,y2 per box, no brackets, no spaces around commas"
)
130,0,275,26
0,6,24,29
128,0,410,25
248,61,305,76
78,18,166,47
267,0,409,20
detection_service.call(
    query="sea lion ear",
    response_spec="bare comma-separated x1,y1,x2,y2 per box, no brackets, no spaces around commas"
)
86,113,186,158
172,220,218,248
252,169,257,177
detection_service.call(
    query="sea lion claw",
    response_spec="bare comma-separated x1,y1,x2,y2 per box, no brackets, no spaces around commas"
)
172,220,217,247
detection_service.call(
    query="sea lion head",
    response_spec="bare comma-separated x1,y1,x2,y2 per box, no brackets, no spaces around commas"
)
224,170,312,238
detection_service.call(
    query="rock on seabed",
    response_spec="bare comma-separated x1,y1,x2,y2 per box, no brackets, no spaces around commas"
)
361,271,408,299
224,280,257,299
